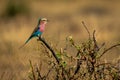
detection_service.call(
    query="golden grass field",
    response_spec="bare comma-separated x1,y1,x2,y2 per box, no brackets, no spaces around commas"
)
0,0,120,79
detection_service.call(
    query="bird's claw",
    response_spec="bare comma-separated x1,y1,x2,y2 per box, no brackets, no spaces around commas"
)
37,39,40,41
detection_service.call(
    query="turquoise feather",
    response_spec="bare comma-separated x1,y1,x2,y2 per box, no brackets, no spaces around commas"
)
25,30,42,44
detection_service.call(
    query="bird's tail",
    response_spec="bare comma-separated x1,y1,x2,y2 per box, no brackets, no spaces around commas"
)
19,37,32,49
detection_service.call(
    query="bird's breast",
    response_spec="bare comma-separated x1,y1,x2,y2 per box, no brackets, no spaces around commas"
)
39,24,45,32
40,27,44,32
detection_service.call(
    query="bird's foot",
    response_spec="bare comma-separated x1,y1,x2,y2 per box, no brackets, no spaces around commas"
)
37,39,40,41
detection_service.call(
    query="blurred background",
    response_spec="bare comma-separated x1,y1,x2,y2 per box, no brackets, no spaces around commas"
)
0,0,120,79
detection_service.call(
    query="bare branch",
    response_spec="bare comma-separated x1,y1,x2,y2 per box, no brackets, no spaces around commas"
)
93,30,99,51
39,37,60,64
99,42,105,50
36,65,42,80
81,21,91,39
46,63,56,78
29,60,36,80
98,43,120,59
95,63,112,67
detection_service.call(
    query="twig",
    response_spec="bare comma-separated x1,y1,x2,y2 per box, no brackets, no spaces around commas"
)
46,63,56,78
99,42,105,50
0,71,5,80
81,21,91,39
36,66,42,80
93,30,99,51
29,60,36,80
74,59,82,75
95,62,112,67
70,51,82,80
98,43,120,59
39,37,60,64
74,51,82,75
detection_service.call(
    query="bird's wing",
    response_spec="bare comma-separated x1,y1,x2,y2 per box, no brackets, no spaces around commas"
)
19,25,40,49
26,25,39,42
31,25,40,36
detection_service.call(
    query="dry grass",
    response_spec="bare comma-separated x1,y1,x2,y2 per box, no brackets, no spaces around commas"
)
0,0,120,79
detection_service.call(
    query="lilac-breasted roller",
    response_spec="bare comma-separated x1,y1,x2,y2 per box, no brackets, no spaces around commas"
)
20,18,48,48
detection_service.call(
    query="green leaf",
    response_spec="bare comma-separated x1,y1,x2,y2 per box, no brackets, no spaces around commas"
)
56,52,62,60
61,61,67,67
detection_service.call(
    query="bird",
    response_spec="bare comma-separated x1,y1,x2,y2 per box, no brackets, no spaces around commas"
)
19,18,48,49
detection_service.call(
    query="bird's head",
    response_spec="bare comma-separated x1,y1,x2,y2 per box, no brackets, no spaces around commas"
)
38,18,48,25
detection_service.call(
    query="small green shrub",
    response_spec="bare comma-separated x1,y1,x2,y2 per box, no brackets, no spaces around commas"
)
28,21,120,80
